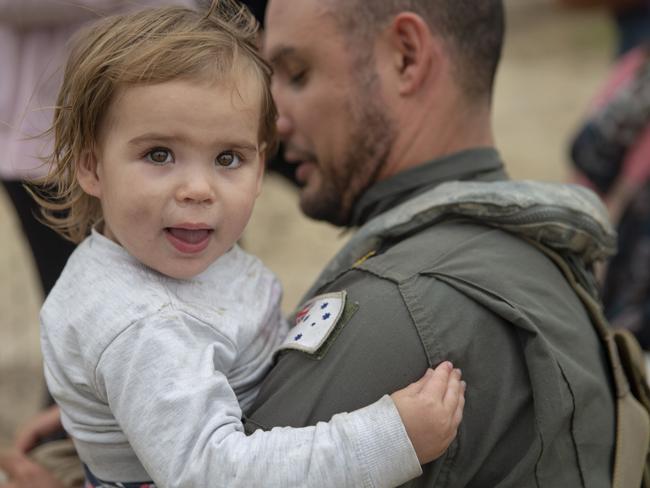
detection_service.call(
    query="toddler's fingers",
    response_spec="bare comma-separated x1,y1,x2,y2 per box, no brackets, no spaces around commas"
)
419,361,454,398
452,381,466,425
443,369,463,410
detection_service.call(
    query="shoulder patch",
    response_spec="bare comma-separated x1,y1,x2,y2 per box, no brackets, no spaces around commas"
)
276,291,347,356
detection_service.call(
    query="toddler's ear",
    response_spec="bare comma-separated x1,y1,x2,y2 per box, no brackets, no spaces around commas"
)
76,151,102,198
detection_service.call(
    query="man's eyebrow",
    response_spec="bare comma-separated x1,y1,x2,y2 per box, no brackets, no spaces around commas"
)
267,46,297,67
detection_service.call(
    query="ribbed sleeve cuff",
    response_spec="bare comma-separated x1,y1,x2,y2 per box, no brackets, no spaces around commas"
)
347,395,422,487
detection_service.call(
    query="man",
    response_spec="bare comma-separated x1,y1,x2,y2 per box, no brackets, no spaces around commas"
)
0,1,623,487
242,0,618,486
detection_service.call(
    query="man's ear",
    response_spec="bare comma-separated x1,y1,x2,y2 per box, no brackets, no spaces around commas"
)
76,150,102,198
387,12,438,96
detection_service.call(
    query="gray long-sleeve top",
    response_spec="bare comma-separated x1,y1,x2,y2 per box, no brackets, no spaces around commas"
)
41,230,421,487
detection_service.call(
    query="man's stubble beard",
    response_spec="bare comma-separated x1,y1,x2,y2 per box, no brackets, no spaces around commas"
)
299,69,396,227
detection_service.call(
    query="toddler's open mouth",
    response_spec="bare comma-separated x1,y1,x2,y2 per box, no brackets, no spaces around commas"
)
165,227,213,253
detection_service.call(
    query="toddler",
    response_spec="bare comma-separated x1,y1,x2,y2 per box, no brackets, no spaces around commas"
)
35,2,465,487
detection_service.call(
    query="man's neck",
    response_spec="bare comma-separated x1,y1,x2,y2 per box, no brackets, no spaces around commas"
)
377,99,495,182
350,147,505,228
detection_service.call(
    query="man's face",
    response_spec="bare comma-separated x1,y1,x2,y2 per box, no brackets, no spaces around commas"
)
265,0,396,226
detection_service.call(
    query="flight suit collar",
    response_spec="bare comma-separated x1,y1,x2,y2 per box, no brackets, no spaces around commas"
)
350,147,507,227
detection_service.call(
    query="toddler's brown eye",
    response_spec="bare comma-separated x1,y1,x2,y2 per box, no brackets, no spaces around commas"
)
146,148,172,165
216,151,241,168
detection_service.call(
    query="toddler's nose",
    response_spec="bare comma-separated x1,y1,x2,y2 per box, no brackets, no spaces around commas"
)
176,171,215,205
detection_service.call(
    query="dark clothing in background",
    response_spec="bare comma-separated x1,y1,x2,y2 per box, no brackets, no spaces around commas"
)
239,0,298,185
241,0,266,24
615,2,650,56
570,45,650,349
603,182,650,348
2,181,74,298
2,180,75,411
571,47,650,193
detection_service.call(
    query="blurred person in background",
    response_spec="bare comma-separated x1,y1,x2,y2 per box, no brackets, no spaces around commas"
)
571,43,650,220
561,0,650,356
602,179,650,350
560,0,650,219
571,49,650,352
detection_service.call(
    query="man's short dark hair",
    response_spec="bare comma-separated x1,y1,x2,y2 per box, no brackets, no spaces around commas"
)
329,0,505,101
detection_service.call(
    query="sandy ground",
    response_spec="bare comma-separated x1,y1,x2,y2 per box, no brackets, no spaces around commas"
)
0,0,614,449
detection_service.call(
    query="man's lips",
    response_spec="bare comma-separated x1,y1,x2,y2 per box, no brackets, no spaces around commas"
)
283,146,318,184
165,227,213,254
294,160,317,185
283,145,316,164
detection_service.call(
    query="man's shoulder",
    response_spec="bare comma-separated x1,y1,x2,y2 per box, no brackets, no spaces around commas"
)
303,219,518,366
354,218,542,284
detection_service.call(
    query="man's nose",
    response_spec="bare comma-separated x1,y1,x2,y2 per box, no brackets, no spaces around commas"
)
276,111,293,139
271,82,293,139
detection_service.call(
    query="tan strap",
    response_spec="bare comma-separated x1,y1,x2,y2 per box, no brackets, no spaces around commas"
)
527,239,650,488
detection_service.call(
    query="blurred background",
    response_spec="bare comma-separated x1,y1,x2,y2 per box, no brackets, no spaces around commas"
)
0,0,623,448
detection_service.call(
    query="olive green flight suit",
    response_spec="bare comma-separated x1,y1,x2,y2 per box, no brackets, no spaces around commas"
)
245,148,616,487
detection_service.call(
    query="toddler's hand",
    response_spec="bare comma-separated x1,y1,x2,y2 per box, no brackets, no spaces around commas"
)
390,361,465,464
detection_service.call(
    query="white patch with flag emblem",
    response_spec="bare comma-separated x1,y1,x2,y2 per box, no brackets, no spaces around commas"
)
277,291,347,355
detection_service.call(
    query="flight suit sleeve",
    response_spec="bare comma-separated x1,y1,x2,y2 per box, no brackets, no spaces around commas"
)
245,268,537,487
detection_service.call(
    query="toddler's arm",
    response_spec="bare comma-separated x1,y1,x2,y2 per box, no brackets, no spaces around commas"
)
94,317,464,488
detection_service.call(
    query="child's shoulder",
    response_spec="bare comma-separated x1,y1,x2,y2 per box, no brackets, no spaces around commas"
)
42,241,281,349
41,233,174,351
52,232,167,304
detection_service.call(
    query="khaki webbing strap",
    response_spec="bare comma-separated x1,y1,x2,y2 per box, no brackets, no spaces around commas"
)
527,239,650,488
614,331,650,487
614,332,650,408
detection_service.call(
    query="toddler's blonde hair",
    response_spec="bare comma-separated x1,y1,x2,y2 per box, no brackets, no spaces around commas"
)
33,0,277,243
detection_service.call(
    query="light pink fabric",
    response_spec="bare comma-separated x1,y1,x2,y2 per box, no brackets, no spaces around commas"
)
0,0,195,180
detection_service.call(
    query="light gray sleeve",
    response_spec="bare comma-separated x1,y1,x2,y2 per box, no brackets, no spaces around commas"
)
95,313,422,488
